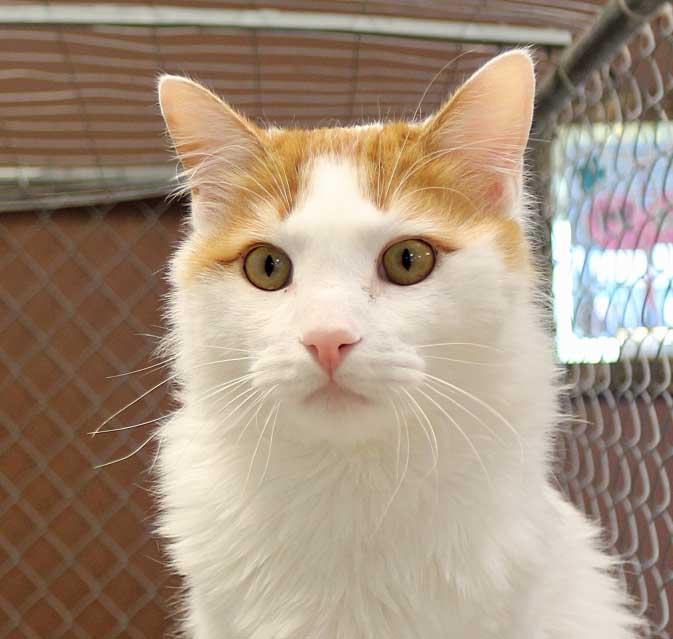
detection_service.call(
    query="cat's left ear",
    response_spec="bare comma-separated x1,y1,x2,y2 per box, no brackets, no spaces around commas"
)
424,50,535,217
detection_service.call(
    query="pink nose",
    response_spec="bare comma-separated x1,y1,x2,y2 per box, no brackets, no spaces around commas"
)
302,329,360,376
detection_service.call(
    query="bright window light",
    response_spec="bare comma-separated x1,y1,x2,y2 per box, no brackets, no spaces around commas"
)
550,123,673,362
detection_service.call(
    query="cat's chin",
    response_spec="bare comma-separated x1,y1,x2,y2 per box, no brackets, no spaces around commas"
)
303,381,370,408
271,379,396,444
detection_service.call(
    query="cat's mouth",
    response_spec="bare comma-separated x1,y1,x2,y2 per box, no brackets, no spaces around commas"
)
304,381,370,407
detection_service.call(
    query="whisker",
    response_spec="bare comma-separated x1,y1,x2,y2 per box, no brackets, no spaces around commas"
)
241,169,284,211
196,356,255,365
205,385,270,442
423,373,523,464
415,386,492,488
383,131,411,204
259,401,282,486
406,388,441,511
388,393,403,483
380,50,472,207
165,380,263,474
89,414,169,435
263,148,293,211
415,342,506,353
93,374,178,436
422,381,504,447
389,147,470,205
244,400,280,493
424,355,505,367
106,358,173,379
386,147,446,204
400,185,478,212
216,388,267,438
372,392,410,537
96,357,256,435
401,388,438,474
192,345,254,354
235,385,278,444
194,373,259,406
94,432,156,470
412,50,472,122
208,383,260,420
146,432,164,475
556,415,593,425
376,123,383,207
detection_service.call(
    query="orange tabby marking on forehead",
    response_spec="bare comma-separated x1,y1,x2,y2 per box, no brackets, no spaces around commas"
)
162,53,534,282
179,123,529,283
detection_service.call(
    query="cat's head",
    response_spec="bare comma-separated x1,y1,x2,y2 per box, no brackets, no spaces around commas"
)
159,51,536,445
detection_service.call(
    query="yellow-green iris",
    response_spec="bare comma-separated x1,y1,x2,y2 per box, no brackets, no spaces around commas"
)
244,244,292,291
382,239,435,286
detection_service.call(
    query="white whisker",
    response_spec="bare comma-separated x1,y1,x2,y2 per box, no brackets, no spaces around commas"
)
193,345,254,354
423,372,523,463
194,373,258,406
235,385,278,444
89,414,169,435
260,401,282,486
106,358,173,379
95,357,256,436
401,388,439,474
372,392,410,537
424,355,505,367
406,388,441,511
244,400,280,494
415,386,492,488
94,433,156,469
415,342,506,353
388,394,403,483
93,374,177,436
209,384,259,420
423,381,504,446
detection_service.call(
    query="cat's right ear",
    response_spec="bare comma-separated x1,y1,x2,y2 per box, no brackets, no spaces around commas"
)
158,75,262,227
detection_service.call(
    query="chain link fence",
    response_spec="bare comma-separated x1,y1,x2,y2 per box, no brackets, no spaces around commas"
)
535,2,673,636
1,1,673,637
0,200,184,637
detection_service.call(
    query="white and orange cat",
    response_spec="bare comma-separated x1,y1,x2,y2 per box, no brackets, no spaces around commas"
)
156,51,641,638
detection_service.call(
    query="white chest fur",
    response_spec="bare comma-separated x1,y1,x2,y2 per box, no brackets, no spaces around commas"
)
158,409,542,639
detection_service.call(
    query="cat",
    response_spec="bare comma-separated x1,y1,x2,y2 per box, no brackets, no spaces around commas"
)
155,50,642,638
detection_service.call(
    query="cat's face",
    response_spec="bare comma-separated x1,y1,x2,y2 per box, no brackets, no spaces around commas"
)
160,51,536,444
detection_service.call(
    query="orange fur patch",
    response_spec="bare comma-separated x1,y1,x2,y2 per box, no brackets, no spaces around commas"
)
179,121,529,283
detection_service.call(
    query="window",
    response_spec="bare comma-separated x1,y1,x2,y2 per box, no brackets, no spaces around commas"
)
551,122,673,362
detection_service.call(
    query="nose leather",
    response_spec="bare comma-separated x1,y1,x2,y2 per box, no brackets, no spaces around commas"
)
302,329,360,376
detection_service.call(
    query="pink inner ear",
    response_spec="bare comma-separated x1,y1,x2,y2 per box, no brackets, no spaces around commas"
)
488,180,505,203
481,174,517,215
424,51,534,217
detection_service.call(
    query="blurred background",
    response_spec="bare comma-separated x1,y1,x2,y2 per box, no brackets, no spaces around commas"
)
1,1,672,637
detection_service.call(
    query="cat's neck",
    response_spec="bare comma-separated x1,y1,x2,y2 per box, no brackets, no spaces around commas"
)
221,409,539,582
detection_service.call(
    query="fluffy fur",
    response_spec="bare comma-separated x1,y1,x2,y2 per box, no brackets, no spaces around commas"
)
155,51,642,638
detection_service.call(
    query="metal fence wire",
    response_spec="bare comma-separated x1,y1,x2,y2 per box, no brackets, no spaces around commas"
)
0,201,182,638
535,2,673,637
0,1,672,637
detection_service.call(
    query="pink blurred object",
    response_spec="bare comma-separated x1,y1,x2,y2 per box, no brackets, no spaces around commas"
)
589,193,673,249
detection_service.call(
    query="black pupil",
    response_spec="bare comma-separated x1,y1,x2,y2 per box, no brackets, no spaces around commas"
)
402,247,412,271
264,254,275,277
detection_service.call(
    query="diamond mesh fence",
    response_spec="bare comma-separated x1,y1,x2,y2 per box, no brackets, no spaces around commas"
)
0,200,184,637
0,1,672,637
534,3,673,637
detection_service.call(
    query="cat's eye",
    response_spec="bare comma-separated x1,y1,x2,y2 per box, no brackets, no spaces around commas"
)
244,244,292,291
382,238,435,286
